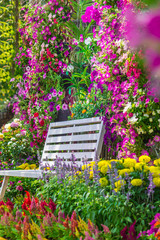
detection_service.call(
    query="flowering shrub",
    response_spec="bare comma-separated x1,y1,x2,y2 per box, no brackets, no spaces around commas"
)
0,191,111,240
137,213,160,239
79,155,160,203
80,0,160,159
0,119,38,166
11,0,73,149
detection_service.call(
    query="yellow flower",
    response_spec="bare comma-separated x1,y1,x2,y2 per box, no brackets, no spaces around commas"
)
153,177,160,187
89,161,96,166
81,164,90,171
29,164,37,170
154,159,160,166
0,133,4,138
89,171,93,179
114,188,119,192
118,168,131,176
75,171,82,176
135,163,145,171
99,177,108,187
98,160,110,168
123,158,136,168
115,180,126,188
139,155,151,163
100,164,111,175
149,166,160,177
131,179,143,186
18,163,29,169
82,109,86,114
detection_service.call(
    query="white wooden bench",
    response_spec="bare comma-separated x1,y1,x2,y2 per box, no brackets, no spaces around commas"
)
0,117,105,199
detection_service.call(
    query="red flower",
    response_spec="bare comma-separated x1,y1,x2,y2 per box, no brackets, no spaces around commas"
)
34,112,39,118
39,119,45,126
54,18,58,24
6,198,14,210
46,48,54,58
49,198,56,213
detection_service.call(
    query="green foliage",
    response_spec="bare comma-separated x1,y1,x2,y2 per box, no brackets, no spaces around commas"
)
68,88,105,119
0,0,16,99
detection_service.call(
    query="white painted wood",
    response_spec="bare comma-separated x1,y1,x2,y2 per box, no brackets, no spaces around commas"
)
0,176,9,200
95,121,106,157
44,143,97,151
0,117,104,199
49,117,101,128
48,124,101,135
0,170,42,178
45,133,99,144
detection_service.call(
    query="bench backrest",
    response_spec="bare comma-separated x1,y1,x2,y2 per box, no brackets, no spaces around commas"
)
41,117,105,167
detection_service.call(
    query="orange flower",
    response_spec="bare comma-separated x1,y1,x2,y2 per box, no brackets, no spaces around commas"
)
82,109,86,114
71,113,74,118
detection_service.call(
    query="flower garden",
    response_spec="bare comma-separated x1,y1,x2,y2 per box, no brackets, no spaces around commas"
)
0,0,160,239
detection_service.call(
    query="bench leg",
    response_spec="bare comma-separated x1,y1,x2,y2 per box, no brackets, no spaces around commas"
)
0,176,9,200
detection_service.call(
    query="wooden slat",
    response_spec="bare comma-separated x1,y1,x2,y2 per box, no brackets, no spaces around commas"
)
49,117,101,128
44,143,97,151
46,133,99,144
0,176,9,200
0,170,42,178
49,124,100,136
41,151,95,160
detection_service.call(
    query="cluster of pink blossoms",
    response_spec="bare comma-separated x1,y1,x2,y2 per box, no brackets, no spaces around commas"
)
11,0,72,148
82,0,160,158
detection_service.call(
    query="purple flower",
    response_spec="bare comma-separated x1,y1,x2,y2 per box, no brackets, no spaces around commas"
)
16,186,23,191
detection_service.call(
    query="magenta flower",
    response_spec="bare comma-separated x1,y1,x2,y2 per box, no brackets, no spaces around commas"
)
56,105,60,111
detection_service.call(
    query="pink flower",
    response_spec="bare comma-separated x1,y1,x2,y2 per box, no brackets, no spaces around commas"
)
62,103,68,110
154,135,160,142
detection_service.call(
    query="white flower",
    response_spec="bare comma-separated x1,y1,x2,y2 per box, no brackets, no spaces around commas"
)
157,110,160,114
123,102,132,113
67,64,74,72
149,129,153,133
16,134,21,137
144,114,149,118
129,114,138,124
85,37,92,45
5,124,11,130
152,111,156,115
11,138,16,141
149,118,153,122
14,118,20,123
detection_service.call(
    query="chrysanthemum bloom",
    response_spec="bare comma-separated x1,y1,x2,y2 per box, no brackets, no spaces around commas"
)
118,168,131,177
131,179,143,186
139,155,151,163
123,158,136,168
153,177,160,187
154,159,160,166
99,177,108,187
115,180,126,188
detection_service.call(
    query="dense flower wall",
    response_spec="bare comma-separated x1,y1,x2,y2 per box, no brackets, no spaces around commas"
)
11,0,72,149
82,0,160,159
